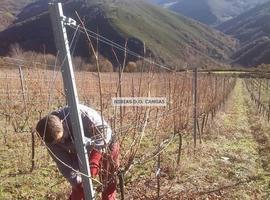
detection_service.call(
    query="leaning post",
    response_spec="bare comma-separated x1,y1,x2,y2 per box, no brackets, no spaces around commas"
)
49,2,95,199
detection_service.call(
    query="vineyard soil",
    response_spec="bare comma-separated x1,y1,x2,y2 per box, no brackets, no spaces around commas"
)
124,79,270,199
0,79,270,199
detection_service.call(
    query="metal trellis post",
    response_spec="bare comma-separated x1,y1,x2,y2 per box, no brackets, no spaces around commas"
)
49,2,95,200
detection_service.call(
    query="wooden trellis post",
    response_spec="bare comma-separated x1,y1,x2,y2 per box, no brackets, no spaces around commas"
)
18,66,27,109
192,67,198,149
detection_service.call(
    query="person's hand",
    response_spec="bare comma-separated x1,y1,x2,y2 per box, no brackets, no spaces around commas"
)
70,171,82,185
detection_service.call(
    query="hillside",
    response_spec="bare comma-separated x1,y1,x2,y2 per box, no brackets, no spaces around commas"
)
153,0,218,25
0,0,35,31
218,1,270,67
151,0,268,26
0,0,236,69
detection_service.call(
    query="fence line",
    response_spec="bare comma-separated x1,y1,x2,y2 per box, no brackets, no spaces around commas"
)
0,64,237,198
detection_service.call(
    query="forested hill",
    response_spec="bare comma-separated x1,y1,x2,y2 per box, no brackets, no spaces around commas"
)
150,0,268,26
0,0,35,31
0,0,235,69
218,1,270,67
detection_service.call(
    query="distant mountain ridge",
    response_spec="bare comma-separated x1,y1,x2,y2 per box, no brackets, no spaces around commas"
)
151,0,269,25
0,0,235,69
0,0,35,31
218,1,270,67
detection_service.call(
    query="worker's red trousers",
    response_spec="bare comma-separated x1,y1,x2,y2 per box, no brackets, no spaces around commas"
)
69,142,120,200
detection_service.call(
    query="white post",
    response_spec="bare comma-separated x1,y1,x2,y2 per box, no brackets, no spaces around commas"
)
49,3,95,199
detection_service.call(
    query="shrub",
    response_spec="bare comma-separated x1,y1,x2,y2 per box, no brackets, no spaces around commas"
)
125,61,137,72
88,55,113,72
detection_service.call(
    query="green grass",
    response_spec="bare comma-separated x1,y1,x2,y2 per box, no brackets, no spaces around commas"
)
0,131,69,199
142,79,270,198
122,79,270,197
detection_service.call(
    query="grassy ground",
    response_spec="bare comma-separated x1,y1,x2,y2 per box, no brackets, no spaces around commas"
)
189,79,270,199
125,79,270,199
1,79,270,199
0,131,69,199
